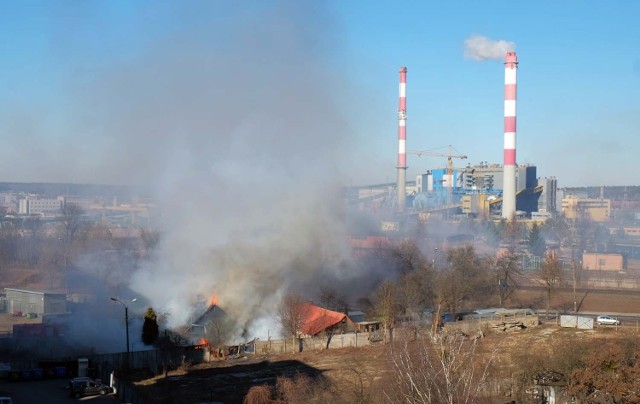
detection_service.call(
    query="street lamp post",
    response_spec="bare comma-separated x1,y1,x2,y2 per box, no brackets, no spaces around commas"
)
571,244,577,313
433,248,438,269
111,297,136,368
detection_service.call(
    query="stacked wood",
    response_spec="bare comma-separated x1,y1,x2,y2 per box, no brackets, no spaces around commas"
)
491,320,526,332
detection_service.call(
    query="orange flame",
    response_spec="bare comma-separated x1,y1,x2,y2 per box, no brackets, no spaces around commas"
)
209,294,219,307
199,338,208,346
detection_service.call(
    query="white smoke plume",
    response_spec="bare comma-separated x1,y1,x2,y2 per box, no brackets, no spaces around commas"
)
0,2,389,346
463,34,515,61
59,2,379,340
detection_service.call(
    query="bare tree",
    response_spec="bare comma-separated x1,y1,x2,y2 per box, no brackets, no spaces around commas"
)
538,252,564,315
383,240,433,329
373,280,400,343
388,239,429,275
397,268,432,323
493,248,522,306
386,332,496,403
317,286,347,312
17,216,43,266
436,269,467,323
278,292,307,352
440,246,485,318
540,214,570,248
59,203,85,268
0,220,19,269
503,215,525,248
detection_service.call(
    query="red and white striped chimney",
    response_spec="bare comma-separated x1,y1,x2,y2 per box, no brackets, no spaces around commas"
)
397,67,407,213
502,52,518,219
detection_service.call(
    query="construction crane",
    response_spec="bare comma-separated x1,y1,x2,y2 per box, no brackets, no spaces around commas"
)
408,145,468,207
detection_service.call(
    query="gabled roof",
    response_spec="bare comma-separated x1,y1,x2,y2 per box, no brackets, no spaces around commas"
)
299,303,351,336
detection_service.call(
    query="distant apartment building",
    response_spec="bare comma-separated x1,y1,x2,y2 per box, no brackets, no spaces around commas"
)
561,195,611,222
582,252,625,271
0,192,18,214
18,196,64,216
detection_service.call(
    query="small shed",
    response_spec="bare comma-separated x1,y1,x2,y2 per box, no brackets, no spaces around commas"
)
4,288,67,316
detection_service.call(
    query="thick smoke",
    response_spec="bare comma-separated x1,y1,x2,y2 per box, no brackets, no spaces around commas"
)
60,2,372,339
0,2,388,348
463,34,515,61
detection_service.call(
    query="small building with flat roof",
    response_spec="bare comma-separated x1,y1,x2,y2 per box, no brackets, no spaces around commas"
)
4,288,67,316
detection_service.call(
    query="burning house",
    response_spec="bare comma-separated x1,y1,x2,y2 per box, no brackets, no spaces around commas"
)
187,303,238,347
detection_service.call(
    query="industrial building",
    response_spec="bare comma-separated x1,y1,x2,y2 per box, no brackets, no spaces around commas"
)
413,162,552,218
374,52,564,221
395,51,554,219
561,196,611,222
415,163,536,194
5,288,68,316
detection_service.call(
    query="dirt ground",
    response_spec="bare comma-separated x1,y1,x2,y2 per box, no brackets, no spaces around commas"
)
127,285,640,403
509,286,640,314
131,321,640,404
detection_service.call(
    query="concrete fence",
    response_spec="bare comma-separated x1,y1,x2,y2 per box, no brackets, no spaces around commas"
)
256,331,375,354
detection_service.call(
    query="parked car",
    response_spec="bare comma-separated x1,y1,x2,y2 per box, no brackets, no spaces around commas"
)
596,315,621,326
68,379,111,398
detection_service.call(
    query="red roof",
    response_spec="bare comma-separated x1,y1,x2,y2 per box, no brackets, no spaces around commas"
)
299,303,351,336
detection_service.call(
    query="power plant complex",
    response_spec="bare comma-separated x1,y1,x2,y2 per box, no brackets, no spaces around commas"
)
383,52,557,220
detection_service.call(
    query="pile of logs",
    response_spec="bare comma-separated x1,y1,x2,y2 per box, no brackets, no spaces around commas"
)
491,320,526,332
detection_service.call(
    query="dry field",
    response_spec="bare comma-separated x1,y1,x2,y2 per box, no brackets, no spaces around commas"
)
510,286,640,314
129,285,640,403
131,321,640,404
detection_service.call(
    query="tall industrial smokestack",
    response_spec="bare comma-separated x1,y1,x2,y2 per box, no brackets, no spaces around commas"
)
397,67,407,213
502,52,518,219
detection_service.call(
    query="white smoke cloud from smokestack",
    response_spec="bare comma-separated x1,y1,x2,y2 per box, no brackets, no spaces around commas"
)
463,34,516,61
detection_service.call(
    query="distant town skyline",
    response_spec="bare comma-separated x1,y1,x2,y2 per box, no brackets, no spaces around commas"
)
0,1,638,188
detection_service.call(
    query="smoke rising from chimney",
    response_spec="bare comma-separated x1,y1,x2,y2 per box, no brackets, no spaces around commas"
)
463,34,516,61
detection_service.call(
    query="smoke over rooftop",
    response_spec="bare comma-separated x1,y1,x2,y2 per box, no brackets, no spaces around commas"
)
463,34,516,61
70,2,370,339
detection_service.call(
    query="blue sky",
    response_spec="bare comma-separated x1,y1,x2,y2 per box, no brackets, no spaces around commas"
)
0,1,638,187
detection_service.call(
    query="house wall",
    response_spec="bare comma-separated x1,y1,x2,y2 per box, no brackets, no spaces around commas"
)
582,253,624,271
